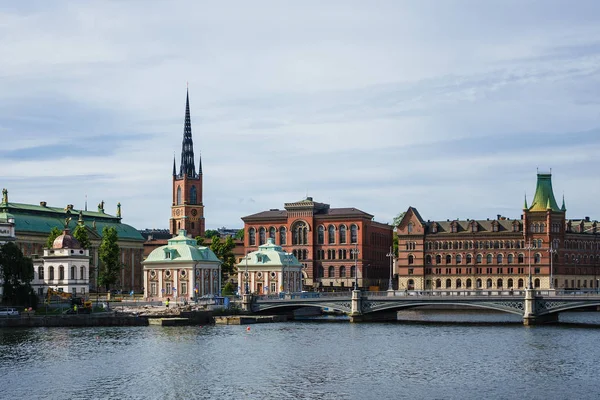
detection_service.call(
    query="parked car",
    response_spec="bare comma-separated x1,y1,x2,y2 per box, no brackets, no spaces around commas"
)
0,308,19,316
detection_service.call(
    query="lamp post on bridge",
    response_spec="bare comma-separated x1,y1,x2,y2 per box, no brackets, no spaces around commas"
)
386,246,394,292
285,253,293,294
526,240,533,290
548,243,557,290
351,243,360,291
244,252,249,295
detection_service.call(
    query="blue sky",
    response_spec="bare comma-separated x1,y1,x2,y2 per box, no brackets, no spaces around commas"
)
1,1,599,230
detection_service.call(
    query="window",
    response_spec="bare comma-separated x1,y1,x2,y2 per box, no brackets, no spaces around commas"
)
176,186,182,205
340,225,347,244
190,186,197,204
150,283,157,296
466,254,472,264
446,279,451,288
166,282,172,295
436,255,442,264
280,227,286,245
318,226,324,244
80,266,85,280
446,255,451,264
292,222,308,245
340,266,346,278
534,253,541,264
486,254,492,264
408,268,414,275
457,279,462,288
497,279,503,288
408,255,414,265
476,254,482,264
71,266,76,280
518,253,524,264
456,254,462,264
49,266,55,280
39,266,44,279
350,225,358,244
328,266,335,278
268,227,276,241
259,228,266,245
497,254,503,264
486,279,492,289
426,255,432,264
350,266,356,278
318,266,324,278
249,228,256,246
59,266,65,280
507,254,514,264
328,225,335,244
181,282,187,295
408,223,413,233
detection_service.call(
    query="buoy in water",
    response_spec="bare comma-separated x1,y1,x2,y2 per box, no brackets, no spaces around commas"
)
246,326,251,331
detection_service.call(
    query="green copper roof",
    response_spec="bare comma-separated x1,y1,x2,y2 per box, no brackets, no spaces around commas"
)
237,238,302,268
528,173,560,212
0,202,143,241
144,230,221,264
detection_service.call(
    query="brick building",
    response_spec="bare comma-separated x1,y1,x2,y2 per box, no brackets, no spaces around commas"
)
396,172,599,291
241,197,393,291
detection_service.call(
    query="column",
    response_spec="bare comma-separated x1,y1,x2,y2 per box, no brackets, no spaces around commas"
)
174,269,179,301
158,271,163,299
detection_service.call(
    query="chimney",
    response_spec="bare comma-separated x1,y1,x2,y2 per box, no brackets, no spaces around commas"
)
40,201,47,207
497,214,501,220
585,216,590,222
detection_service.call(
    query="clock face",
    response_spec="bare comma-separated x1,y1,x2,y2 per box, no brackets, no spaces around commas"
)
175,209,181,216
191,209,198,216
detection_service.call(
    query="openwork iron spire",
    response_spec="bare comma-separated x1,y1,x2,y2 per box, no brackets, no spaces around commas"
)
179,88,197,178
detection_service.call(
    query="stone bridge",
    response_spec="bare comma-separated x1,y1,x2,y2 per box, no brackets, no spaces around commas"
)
241,289,600,325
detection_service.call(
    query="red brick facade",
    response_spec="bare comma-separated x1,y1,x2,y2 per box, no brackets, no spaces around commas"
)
242,198,393,290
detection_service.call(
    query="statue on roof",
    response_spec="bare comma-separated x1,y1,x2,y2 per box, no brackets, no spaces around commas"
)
78,210,84,225
64,217,72,229
98,200,105,213
117,202,121,218
1,188,7,204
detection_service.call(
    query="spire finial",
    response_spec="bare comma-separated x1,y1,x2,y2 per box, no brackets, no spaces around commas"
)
117,202,122,218
561,193,566,212
172,154,177,176
523,192,528,210
179,88,196,177
78,210,84,225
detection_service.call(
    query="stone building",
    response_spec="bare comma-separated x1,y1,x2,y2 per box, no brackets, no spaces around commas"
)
31,228,90,297
0,196,16,297
0,189,145,292
396,172,599,291
236,238,303,295
143,230,221,301
242,198,393,291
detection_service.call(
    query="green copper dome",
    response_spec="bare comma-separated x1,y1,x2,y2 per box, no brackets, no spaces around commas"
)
528,173,560,212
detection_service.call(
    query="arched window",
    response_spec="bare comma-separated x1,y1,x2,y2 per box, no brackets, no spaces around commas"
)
49,266,55,280
497,278,503,288
280,227,286,245
518,253,524,264
328,225,335,244
190,185,197,204
486,278,492,288
534,278,540,288
456,279,462,288
507,278,513,288
408,255,414,265
436,255,442,264
249,228,256,246
408,279,415,289
408,223,414,233
80,266,85,280
497,254,503,264
38,266,45,279
318,266,324,278
486,254,493,264
340,266,346,278
350,225,358,244
317,226,324,244
518,278,524,288
466,254,472,264
534,253,541,264
176,186,182,205
425,255,432,264
59,266,65,280
259,227,266,245
466,279,472,288
292,222,308,245
476,254,482,264
507,254,514,264
350,266,356,278
446,255,452,264
476,279,482,288
435,279,441,288
456,254,462,264
339,225,347,244
269,227,276,241
71,266,76,280
328,266,335,278
303,250,308,260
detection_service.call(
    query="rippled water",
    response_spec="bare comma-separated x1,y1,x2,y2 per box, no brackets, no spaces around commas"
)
2,312,600,400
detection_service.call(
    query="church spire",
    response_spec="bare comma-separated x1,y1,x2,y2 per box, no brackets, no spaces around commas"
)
179,88,196,178
172,154,176,176
198,152,203,175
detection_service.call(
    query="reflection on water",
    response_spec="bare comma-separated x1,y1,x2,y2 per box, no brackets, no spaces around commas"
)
1,312,600,399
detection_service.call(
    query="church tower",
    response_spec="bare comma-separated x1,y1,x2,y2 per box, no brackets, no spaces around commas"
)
170,88,205,238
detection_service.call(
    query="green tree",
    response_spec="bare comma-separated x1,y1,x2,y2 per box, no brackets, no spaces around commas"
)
46,227,62,248
393,232,399,257
195,236,205,246
73,225,92,250
204,229,220,239
210,236,237,282
98,227,120,291
392,212,405,228
222,280,235,296
234,228,244,240
0,242,38,308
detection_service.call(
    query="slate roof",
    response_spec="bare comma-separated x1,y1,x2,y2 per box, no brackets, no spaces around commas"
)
143,230,220,264
420,218,521,235
242,203,373,221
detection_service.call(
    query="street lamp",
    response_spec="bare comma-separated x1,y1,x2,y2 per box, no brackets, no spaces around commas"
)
386,246,394,291
285,253,292,294
244,252,249,294
526,240,533,290
351,243,360,291
548,243,557,289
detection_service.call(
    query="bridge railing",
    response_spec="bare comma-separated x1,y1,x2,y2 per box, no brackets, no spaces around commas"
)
366,290,528,297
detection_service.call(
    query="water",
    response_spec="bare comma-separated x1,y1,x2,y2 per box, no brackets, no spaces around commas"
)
2,312,600,400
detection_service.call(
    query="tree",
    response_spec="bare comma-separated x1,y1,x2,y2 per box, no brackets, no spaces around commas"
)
195,236,205,246
393,232,399,257
234,229,244,240
222,280,235,296
392,212,405,228
98,227,120,291
73,225,92,250
0,242,38,308
210,236,237,282
204,229,220,239
46,227,62,248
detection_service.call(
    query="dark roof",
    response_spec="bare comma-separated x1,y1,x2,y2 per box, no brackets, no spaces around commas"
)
139,229,172,241
242,206,373,221
425,218,521,234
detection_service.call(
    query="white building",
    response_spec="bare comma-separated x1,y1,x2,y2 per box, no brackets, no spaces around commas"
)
143,230,222,301
237,238,303,295
0,208,17,298
32,228,90,297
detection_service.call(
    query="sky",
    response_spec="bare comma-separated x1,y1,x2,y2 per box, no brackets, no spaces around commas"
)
1,0,599,231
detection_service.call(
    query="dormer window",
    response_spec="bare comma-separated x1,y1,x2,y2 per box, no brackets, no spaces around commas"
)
471,222,477,233
451,222,457,233
407,223,413,233
165,252,171,259
431,223,437,234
